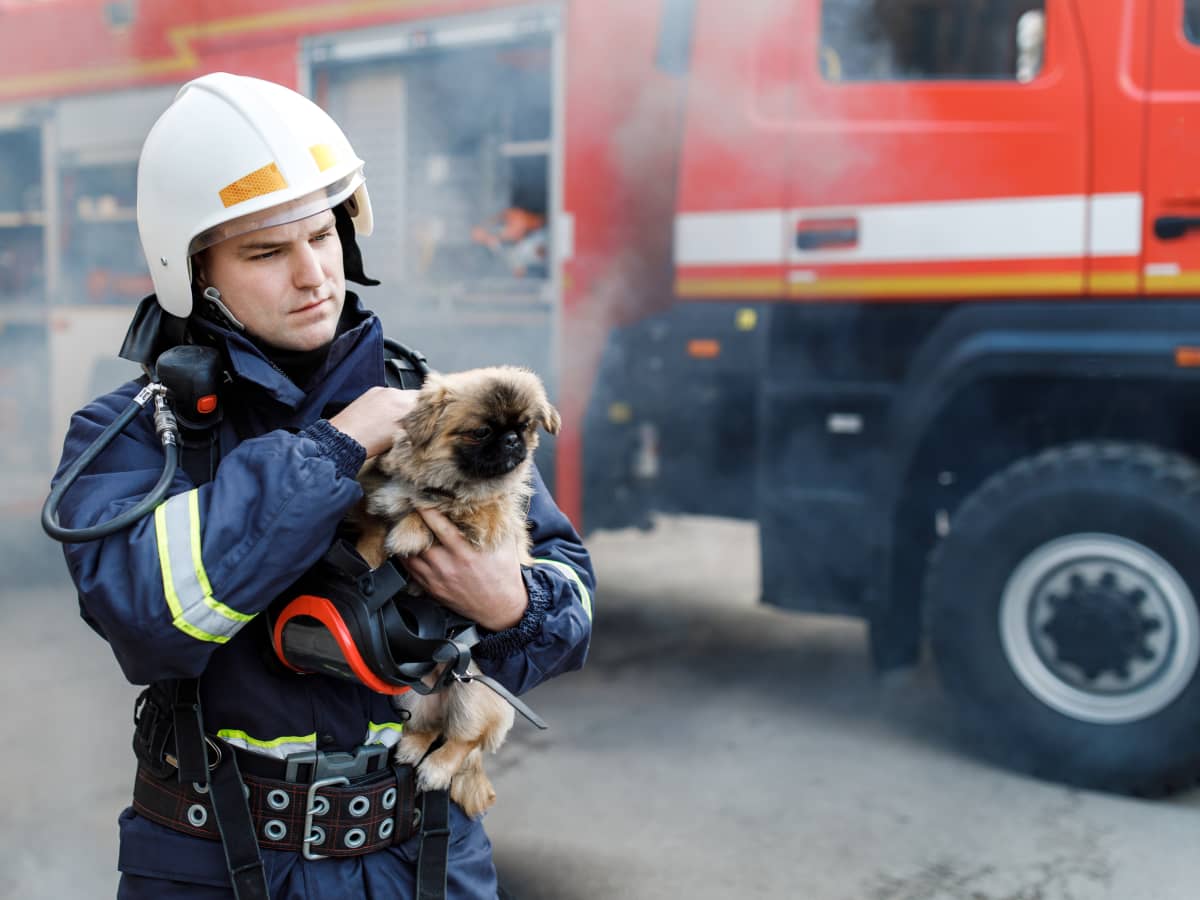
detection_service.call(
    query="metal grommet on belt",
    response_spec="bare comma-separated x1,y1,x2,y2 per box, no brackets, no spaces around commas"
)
379,818,395,840
307,825,326,848
311,795,331,817
348,794,370,817
382,787,397,810
345,827,367,849
187,804,208,828
267,789,290,811
263,819,287,841
192,781,209,795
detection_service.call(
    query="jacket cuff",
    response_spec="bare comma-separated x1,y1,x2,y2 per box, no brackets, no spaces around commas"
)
301,419,367,480
474,567,551,659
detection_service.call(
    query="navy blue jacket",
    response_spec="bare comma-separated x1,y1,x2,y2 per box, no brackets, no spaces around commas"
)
53,294,593,766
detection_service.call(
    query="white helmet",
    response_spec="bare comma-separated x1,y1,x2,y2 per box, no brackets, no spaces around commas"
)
137,72,374,317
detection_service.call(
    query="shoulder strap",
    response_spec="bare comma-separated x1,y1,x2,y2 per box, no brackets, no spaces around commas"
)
383,339,431,390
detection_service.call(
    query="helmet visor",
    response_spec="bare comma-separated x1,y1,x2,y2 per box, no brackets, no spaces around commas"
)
188,170,362,256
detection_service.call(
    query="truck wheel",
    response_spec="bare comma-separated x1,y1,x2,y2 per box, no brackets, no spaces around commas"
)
925,442,1200,794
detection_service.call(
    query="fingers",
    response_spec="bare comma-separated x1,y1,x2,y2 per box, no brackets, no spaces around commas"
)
415,507,467,551
328,386,418,459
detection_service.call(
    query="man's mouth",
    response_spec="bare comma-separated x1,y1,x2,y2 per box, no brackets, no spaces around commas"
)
292,297,329,314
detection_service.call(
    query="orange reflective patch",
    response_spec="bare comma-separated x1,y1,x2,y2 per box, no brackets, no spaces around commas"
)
309,144,338,172
218,162,288,208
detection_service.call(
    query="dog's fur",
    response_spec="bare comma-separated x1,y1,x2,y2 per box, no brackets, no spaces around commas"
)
354,365,560,816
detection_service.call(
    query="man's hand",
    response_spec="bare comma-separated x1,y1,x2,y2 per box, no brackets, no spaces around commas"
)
328,387,417,459
404,507,529,632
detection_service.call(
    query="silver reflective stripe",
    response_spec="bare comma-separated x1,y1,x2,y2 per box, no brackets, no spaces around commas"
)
533,558,593,621
217,729,318,760
154,490,254,643
365,721,405,748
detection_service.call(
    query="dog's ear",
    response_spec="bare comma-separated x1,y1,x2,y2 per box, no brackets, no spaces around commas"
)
403,381,452,449
538,399,562,436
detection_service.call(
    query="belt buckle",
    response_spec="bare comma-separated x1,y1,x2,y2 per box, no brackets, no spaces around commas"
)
283,744,389,783
302,775,349,861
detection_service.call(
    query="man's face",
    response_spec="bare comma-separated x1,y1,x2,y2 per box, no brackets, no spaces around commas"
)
201,209,345,352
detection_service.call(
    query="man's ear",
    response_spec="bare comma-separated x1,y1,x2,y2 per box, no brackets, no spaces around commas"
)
403,379,451,448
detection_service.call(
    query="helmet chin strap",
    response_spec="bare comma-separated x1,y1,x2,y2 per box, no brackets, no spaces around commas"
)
201,286,246,332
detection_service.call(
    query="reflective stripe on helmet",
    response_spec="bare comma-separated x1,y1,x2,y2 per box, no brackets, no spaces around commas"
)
218,161,289,208
365,721,405,748
154,489,254,643
534,558,593,621
216,729,318,760
309,144,338,172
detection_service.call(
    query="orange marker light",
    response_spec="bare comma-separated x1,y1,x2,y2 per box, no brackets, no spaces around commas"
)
1176,347,1200,368
687,339,721,359
196,395,219,415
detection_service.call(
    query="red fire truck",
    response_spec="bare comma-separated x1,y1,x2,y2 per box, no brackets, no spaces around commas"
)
5,0,1200,794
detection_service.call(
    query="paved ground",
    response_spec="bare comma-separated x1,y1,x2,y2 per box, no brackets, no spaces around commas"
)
2,513,1198,899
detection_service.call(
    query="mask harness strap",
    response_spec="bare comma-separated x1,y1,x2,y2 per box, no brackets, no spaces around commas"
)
416,788,451,900
170,679,269,900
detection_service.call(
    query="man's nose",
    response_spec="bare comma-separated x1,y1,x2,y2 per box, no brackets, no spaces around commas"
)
292,243,326,288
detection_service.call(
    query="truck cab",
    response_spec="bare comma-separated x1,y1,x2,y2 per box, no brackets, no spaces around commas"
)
588,0,1200,794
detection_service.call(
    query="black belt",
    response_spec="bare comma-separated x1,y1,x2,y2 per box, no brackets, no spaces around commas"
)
133,759,418,860
132,682,451,897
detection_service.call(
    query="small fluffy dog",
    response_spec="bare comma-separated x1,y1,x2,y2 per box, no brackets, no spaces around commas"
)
354,365,560,816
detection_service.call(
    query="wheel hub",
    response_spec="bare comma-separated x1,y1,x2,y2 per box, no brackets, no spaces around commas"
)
1040,572,1162,682
1000,533,1200,724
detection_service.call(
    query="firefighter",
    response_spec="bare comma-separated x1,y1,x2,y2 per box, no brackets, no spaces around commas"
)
50,72,594,899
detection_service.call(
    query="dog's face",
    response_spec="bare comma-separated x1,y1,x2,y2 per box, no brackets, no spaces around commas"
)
382,366,560,493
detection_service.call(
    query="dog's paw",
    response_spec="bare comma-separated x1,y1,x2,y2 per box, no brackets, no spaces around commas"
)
393,731,437,767
414,756,457,794
385,515,435,558
450,769,497,818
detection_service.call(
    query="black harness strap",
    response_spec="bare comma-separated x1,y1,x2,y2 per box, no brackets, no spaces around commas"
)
416,789,452,900
172,679,269,900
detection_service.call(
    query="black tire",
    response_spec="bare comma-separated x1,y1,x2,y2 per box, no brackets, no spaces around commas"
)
925,442,1200,795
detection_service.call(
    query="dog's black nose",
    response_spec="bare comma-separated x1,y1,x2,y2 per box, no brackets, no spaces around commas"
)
504,432,522,451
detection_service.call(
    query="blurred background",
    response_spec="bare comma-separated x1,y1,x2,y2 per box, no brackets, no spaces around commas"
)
4,0,1200,897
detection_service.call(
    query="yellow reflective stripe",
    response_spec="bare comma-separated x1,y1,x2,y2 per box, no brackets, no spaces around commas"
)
365,721,406,748
216,729,318,760
154,490,252,644
534,558,593,621
155,501,226,644
309,143,338,172
187,492,252,625
218,161,288,208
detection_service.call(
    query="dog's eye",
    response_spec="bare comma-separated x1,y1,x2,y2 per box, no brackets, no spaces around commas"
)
471,426,493,440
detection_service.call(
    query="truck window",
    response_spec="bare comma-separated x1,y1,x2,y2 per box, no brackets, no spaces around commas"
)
819,0,1046,82
1187,0,1200,45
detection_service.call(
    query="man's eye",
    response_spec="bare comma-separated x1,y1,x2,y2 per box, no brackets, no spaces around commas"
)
312,230,333,243
250,250,278,261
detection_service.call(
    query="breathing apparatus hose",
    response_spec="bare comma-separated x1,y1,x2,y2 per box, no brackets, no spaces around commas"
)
41,383,180,543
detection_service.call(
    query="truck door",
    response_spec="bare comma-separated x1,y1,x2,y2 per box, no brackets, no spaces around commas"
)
1143,0,1200,294
791,0,1089,302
